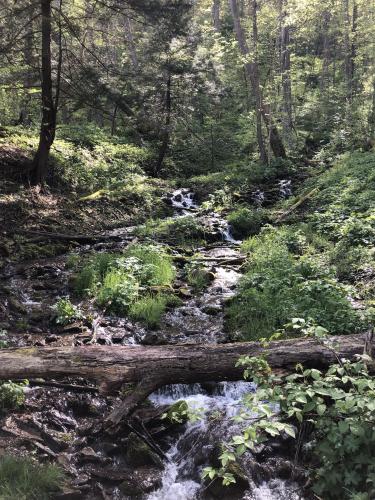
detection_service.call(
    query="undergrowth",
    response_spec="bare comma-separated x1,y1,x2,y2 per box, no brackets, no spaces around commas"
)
71,244,176,327
226,225,367,340
0,456,64,499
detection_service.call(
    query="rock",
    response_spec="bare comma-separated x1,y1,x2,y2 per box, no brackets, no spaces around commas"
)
178,287,192,298
201,304,221,316
119,467,163,497
55,487,82,500
125,432,164,469
204,461,249,499
0,243,10,257
45,334,59,343
7,296,27,314
79,446,100,463
141,332,168,346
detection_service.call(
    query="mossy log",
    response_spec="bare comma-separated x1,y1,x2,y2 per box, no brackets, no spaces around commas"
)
0,333,370,427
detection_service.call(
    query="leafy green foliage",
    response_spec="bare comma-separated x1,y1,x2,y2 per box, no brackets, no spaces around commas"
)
227,207,267,239
162,400,202,424
53,298,83,326
0,456,64,499
0,380,28,413
209,324,375,499
226,226,363,340
0,329,8,348
72,245,175,322
128,294,168,329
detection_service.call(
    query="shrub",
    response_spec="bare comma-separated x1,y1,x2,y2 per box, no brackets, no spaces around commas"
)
53,298,83,326
72,245,175,317
215,325,375,499
226,227,363,340
0,380,27,413
227,207,267,239
0,456,63,499
0,329,8,348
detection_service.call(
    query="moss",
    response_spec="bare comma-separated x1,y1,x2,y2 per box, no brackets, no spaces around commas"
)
126,432,164,469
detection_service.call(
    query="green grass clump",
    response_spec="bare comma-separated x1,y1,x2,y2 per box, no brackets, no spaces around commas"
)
129,294,169,329
226,226,364,341
0,456,64,499
227,207,267,239
185,262,214,292
72,245,176,319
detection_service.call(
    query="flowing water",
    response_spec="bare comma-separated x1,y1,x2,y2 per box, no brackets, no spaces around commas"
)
142,190,303,499
1,187,303,499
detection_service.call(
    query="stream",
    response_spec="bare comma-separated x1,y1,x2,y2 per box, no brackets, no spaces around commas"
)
0,186,304,499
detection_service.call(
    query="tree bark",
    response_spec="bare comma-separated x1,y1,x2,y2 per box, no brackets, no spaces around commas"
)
0,333,369,426
124,15,138,69
320,9,332,93
279,0,293,145
343,0,357,101
229,0,286,160
31,0,56,185
212,0,221,31
154,72,172,176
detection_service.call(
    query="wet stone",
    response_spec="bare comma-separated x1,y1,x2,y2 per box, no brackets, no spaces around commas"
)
125,432,164,469
119,467,163,497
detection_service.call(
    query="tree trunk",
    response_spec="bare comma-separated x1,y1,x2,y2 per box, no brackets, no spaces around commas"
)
229,0,286,160
154,72,172,176
320,9,332,93
279,0,293,145
343,0,357,101
124,15,138,69
212,0,221,31
18,7,35,126
250,0,268,164
0,333,369,427
31,0,56,185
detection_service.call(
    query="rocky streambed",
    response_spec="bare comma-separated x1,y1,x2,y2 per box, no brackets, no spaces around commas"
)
0,189,305,499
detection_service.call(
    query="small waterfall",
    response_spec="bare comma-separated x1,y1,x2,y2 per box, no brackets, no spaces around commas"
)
147,381,255,499
278,179,292,198
170,189,198,210
251,189,265,208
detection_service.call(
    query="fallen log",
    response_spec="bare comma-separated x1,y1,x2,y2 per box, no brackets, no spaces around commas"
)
0,333,370,427
15,229,133,244
275,187,319,223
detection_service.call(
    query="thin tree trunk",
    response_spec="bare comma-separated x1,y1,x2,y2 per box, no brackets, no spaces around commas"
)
111,105,118,136
31,0,56,185
124,15,138,69
343,0,356,101
212,0,221,31
18,8,34,125
279,0,293,145
229,0,286,160
320,9,332,93
154,72,172,176
251,0,268,164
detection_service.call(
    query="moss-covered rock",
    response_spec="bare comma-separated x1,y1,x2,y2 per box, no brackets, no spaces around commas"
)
125,433,164,469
